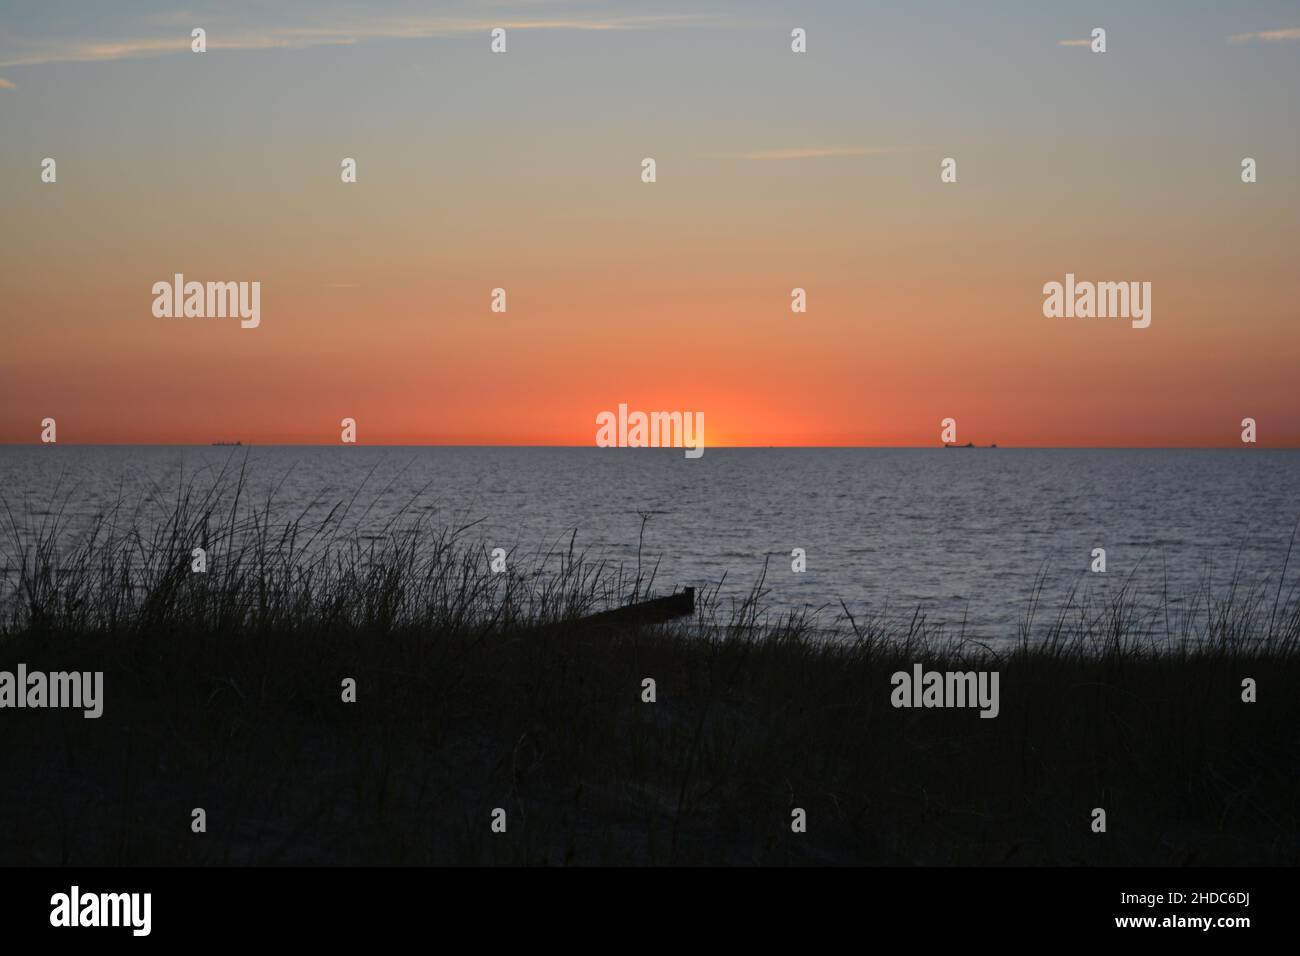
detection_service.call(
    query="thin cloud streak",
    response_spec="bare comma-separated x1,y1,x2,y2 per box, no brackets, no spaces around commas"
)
1227,27,1300,44
0,77,15,89
1056,39,1091,47
0,12,729,68
705,146,907,161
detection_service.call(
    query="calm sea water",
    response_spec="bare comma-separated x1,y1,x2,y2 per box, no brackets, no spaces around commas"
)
1,446,1297,641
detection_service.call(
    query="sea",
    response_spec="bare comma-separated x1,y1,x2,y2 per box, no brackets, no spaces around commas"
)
1,446,1297,642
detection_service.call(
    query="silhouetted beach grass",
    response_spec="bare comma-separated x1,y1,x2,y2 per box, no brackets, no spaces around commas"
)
1,468,1297,865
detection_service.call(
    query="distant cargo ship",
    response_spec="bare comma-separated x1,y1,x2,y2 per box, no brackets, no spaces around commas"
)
211,441,243,446
944,442,997,448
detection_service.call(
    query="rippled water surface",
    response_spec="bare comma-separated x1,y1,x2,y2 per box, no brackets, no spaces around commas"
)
2,446,1297,640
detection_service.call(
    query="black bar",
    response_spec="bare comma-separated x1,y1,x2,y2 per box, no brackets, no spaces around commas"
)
0,865,1280,943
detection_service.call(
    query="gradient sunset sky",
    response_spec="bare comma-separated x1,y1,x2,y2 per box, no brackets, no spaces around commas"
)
1,1,1297,446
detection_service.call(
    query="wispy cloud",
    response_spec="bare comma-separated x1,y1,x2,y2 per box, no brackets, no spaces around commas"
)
1056,39,1092,48
0,12,728,68
706,146,906,161
1227,27,1300,44
2,38,191,68
0,77,15,89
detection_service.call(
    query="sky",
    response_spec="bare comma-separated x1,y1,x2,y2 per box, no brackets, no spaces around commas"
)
1,0,1297,446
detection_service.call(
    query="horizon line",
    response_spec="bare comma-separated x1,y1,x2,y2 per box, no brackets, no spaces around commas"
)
3,442,1297,451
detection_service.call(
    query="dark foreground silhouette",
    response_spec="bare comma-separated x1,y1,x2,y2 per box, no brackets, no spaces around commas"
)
1,480,1296,865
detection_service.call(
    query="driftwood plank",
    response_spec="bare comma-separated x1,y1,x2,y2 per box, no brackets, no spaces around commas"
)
576,587,695,628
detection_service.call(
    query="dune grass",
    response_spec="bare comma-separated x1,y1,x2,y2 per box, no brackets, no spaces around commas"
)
1,469,1297,865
